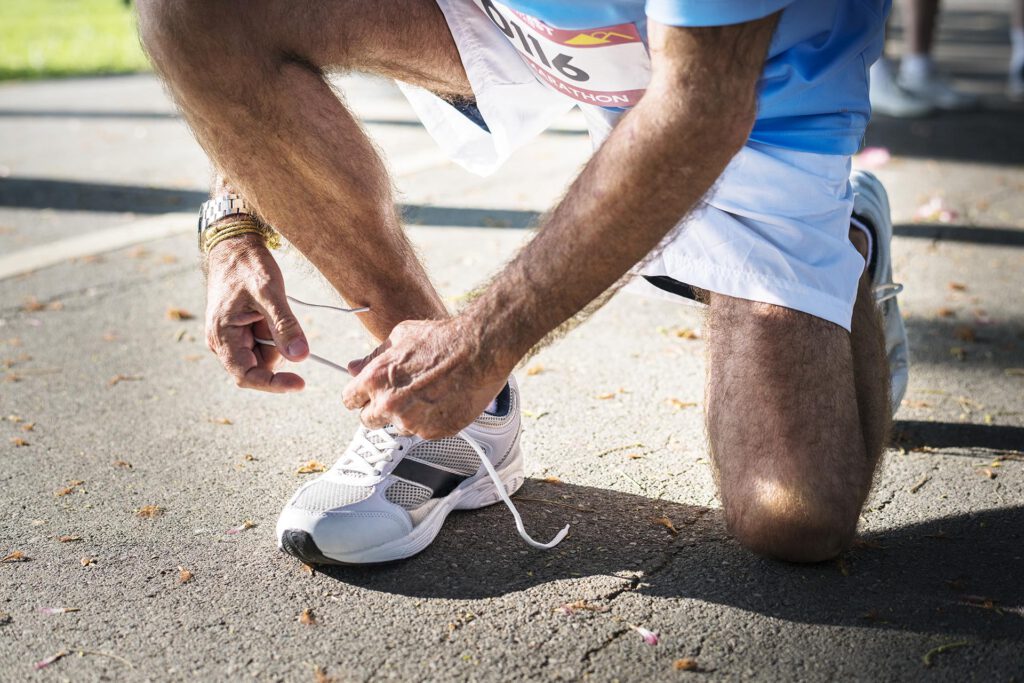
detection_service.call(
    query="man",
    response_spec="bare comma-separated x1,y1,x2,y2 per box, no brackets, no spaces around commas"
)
138,0,908,565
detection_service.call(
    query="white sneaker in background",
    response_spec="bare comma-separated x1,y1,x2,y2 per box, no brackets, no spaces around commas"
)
870,59,933,118
899,66,979,111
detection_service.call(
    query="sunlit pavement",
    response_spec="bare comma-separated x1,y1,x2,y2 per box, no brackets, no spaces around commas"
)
1,3,1022,680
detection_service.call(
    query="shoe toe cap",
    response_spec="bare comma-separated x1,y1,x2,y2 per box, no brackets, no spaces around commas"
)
277,500,410,558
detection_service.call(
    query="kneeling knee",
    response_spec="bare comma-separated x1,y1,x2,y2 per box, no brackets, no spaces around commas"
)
726,498,857,564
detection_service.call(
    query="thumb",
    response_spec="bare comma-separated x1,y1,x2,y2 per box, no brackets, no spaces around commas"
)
254,285,308,362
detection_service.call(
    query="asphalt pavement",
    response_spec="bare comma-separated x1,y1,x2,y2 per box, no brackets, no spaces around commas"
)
1,4,1023,681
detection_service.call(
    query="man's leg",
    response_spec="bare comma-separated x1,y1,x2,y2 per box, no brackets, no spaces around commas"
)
705,232,889,563
137,1,471,340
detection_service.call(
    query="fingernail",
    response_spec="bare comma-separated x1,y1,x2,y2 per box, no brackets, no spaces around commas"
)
287,339,308,357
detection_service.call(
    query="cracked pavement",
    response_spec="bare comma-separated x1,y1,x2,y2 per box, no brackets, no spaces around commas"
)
1,3,1023,681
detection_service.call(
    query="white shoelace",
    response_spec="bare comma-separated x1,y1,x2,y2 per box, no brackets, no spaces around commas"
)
873,282,904,304
254,296,568,550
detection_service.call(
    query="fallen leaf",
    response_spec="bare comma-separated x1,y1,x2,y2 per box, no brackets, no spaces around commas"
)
112,460,133,469
210,417,233,426
57,536,81,543
20,423,34,432
38,607,79,615
21,297,45,312
948,282,967,292
674,328,700,340
159,254,178,264
909,476,930,494
4,373,22,383
526,364,544,376
595,392,616,400
178,566,193,584
183,354,203,362
922,641,969,668
313,666,336,683
299,607,317,625
629,624,659,646
665,398,698,411
10,437,29,447
55,480,85,497
652,516,679,535
674,658,699,671
626,453,644,460
165,307,195,321
953,326,976,343
137,505,164,518
1,551,30,563
978,468,997,480
300,563,316,577
5,415,22,423
226,520,256,535
296,460,326,474
542,476,563,485
34,651,68,670
108,374,143,387
243,454,256,462
80,557,96,567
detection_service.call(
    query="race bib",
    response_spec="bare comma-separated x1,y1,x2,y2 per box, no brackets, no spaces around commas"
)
473,0,652,108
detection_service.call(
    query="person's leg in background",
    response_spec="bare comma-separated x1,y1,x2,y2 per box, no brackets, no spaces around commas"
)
870,0,977,117
1009,0,1024,100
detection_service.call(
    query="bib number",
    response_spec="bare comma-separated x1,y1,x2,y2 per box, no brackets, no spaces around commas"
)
475,0,651,107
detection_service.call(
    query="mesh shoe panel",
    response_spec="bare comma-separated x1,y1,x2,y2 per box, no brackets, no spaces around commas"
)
384,481,432,510
406,438,481,476
473,388,517,429
291,480,374,513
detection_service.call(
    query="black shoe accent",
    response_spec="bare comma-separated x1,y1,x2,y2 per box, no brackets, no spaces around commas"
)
280,529,342,565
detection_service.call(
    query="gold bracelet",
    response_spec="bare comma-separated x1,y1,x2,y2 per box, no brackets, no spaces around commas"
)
201,216,282,253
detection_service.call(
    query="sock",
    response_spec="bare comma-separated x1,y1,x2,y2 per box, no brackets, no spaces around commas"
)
899,53,933,85
1011,28,1024,71
850,215,875,278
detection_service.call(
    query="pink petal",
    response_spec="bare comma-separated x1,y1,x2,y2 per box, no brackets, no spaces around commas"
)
857,147,891,169
630,624,660,645
34,651,67,669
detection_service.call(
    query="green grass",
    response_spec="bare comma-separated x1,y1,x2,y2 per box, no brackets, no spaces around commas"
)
0,0,151,81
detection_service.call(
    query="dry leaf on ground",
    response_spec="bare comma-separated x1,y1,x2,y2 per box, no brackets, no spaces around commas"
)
674,658,699,671
57,536,81,543
296,461,326,474
542,476,563,485
137,505,164,518
112,460,133,469
299,608,317,625
166,307,195,320
38,607,79,615
948,281,967,292
210,417,233,426
526,364,544,376
178,566,193,584
55,480,85,497
666,398,698,411
80,557,96,567
674,328,699,340
226,520,256,535
10,437,29,447
652,516,679,535
1,551,30,563
108,374,143,387
313,666,336,683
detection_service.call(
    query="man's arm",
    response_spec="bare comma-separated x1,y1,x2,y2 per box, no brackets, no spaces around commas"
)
468,15,778,367
343,15,779,437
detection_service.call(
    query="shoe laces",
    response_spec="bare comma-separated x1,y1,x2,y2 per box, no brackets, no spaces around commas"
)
254,296,568,551
873,282,904,304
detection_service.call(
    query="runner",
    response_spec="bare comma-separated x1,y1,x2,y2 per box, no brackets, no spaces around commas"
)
138,0,909,564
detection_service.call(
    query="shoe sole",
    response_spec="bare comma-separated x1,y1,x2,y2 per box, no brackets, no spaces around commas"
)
853,170,910,413
278,448,525,565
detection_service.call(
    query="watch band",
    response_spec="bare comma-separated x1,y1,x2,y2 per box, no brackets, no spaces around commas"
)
197,194,253,235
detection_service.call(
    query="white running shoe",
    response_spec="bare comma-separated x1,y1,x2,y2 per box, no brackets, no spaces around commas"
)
851,170,910,415
899,68,979,111
276,377,566,564
870,59,933,118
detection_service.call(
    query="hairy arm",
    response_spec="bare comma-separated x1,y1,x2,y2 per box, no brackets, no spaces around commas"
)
467,15,778,367
344,15,779,437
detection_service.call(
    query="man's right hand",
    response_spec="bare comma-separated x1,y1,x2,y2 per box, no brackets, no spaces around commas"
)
205,233,309,392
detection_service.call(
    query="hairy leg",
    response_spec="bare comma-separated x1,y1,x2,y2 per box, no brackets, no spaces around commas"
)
705,232,888,563
137,0,472,340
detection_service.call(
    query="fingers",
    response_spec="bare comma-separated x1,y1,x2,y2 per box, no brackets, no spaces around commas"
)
209,315,305,393
251,279,308,362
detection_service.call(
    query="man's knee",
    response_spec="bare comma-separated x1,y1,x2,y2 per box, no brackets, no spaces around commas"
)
723,484,858,563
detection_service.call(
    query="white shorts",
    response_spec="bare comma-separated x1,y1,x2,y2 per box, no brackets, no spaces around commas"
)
397,0,866,330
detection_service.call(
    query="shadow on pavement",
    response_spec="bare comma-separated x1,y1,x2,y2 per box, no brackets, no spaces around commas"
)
894,223,1024,246
865,108,1024,167
312,479,1024,641
894,420,1024,453
904,316,1024,367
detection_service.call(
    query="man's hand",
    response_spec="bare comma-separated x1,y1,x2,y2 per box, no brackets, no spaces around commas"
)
341,317,509,440
205,233,309,392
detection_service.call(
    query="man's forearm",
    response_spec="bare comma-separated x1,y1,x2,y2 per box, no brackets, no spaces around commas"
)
465,17,778,366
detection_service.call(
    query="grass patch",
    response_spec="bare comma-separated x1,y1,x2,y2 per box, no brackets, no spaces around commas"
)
0,0,151,81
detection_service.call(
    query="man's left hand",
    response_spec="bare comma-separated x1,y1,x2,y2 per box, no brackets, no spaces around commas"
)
341,317,511,440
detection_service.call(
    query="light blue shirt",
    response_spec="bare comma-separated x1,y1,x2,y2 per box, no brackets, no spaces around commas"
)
495,0,889,155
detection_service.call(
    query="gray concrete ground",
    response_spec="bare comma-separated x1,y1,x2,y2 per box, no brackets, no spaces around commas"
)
1,4,1023,682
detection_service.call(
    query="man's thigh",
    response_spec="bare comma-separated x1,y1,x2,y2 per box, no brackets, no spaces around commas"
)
155,0,473,98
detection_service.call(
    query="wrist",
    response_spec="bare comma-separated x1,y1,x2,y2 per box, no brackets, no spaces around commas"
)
457,304,532,377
